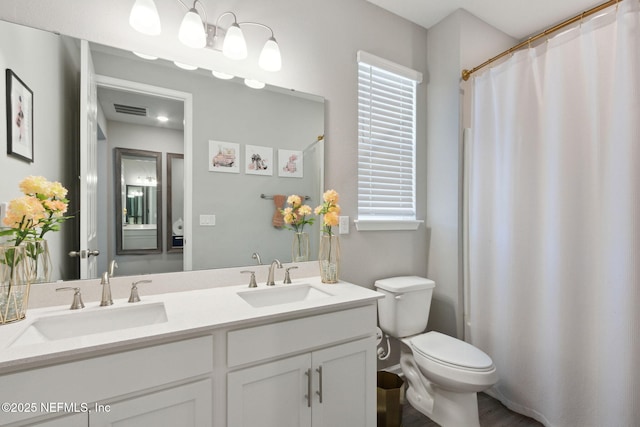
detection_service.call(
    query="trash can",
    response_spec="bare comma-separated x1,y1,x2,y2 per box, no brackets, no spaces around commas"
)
377,371,404,427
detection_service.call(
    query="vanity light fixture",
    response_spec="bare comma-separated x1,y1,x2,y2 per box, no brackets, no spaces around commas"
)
128,0,282,72
157,115,169,122
178,1,207,48
129,0,162,35
214,12,282,71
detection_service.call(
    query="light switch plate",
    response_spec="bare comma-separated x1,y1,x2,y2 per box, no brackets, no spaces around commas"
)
339,216,349,234
199,214,216,226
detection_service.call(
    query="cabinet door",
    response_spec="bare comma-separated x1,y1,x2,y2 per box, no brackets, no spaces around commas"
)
228,354,312,427
89,379,211,427
312,337,376,427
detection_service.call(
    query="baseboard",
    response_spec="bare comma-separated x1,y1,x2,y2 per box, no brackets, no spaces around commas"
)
382,363,403,377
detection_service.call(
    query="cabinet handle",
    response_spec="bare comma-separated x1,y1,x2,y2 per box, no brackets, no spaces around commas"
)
316,366,323,403
305,368,312,407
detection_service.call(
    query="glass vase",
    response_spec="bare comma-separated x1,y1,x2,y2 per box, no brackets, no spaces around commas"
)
318,234,340,283
0,244,31,324
24,239,52,284
292,232,310,262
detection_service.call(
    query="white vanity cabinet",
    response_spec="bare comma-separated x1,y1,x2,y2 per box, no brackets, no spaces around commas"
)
0,336,214,427
226,305,378,427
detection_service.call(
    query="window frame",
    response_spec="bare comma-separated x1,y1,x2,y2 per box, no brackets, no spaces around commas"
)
355,51,423,231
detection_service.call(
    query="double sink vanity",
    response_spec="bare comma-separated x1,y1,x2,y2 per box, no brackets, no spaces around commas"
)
0,263,382,426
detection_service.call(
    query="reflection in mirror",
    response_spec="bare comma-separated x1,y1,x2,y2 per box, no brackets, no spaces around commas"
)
167,153,184,253
115,147,163,254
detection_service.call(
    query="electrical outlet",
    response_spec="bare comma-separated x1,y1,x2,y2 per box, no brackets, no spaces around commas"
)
199,214,216,226
339,216,349,234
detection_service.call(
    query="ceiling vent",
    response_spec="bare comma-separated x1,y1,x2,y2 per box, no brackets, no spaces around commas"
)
114,103,148,117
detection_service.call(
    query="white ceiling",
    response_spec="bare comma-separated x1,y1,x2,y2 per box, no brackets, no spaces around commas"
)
366,0,605,39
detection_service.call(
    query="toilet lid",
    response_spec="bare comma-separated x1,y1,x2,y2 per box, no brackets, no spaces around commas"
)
410,332,494,371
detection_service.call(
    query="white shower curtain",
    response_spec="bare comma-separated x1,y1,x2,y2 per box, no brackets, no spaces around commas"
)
467,1,639,426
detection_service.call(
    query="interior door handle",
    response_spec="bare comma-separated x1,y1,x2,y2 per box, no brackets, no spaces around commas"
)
68,249,100,259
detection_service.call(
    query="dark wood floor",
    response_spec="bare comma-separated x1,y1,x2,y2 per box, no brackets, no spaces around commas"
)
401,392,543,427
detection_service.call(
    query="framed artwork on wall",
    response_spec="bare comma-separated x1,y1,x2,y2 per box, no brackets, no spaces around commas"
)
278,149,303,178
209,140,240,173
5,69,34,162
245,145,273,176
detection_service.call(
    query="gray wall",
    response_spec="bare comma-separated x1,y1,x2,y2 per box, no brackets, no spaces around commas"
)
0,20,79,280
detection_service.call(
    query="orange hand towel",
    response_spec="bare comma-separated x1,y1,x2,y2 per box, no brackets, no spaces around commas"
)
272,195,286,228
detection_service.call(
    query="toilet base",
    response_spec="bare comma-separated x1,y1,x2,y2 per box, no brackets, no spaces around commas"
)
400,346,482,427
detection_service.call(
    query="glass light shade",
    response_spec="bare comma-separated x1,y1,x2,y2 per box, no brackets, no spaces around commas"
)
129,0,161,36
211,70,235,80
222,23,247,60
178,8,207,48
258,37,282,72
244,79,265,89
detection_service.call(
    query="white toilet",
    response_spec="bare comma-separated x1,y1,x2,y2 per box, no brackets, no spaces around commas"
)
375,276,498,427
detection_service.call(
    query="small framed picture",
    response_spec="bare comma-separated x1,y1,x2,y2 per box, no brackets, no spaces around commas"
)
278,149,303,178
209,140,240,173
6,69,34,162
245,145,273,176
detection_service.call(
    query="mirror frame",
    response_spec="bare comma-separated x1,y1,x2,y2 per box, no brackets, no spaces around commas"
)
115,147,163,255
166,152,184,253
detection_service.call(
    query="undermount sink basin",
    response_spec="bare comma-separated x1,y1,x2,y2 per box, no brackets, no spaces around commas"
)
237,284,333,308
9,302,168,347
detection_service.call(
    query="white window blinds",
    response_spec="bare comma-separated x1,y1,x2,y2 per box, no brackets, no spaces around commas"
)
357,51,420,221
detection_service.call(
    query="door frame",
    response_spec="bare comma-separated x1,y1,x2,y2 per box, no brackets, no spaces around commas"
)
94,74,193,271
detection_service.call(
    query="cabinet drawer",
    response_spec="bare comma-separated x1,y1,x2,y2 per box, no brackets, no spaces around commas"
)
228,305,376,367
0,335,213,425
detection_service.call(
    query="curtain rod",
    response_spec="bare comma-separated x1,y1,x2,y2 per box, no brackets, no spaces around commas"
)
461,0,619,81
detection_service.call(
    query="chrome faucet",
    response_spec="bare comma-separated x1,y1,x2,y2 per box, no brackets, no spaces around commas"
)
100,271,113,306
266,259,283,286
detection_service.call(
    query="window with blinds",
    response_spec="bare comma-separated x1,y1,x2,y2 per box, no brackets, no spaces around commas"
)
357,51,421,228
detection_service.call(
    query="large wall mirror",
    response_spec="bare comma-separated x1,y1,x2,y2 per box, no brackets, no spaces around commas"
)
0,17,325,283
115,148,163,254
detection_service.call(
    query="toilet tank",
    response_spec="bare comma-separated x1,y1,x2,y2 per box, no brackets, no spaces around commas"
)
374,276,435,338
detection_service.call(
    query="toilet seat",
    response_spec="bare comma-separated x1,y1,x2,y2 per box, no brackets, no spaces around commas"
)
410,332,494,372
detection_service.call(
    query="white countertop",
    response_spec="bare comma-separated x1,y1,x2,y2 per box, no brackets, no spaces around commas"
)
0,277,382,373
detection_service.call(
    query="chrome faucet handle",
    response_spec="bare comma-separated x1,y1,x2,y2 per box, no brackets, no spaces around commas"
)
56,287,85,310
241,271,258,288
99,271,113,306
128,279,152,303
283,266,298,284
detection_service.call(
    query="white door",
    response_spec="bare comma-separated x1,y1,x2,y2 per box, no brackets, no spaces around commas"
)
312,337,377,427
78,39,99,279
228,354,313,427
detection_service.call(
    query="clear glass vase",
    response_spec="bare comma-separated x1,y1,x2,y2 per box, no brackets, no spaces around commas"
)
318,234,340,283
24,239,52,284
0,244,30,324
292,232,310,262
